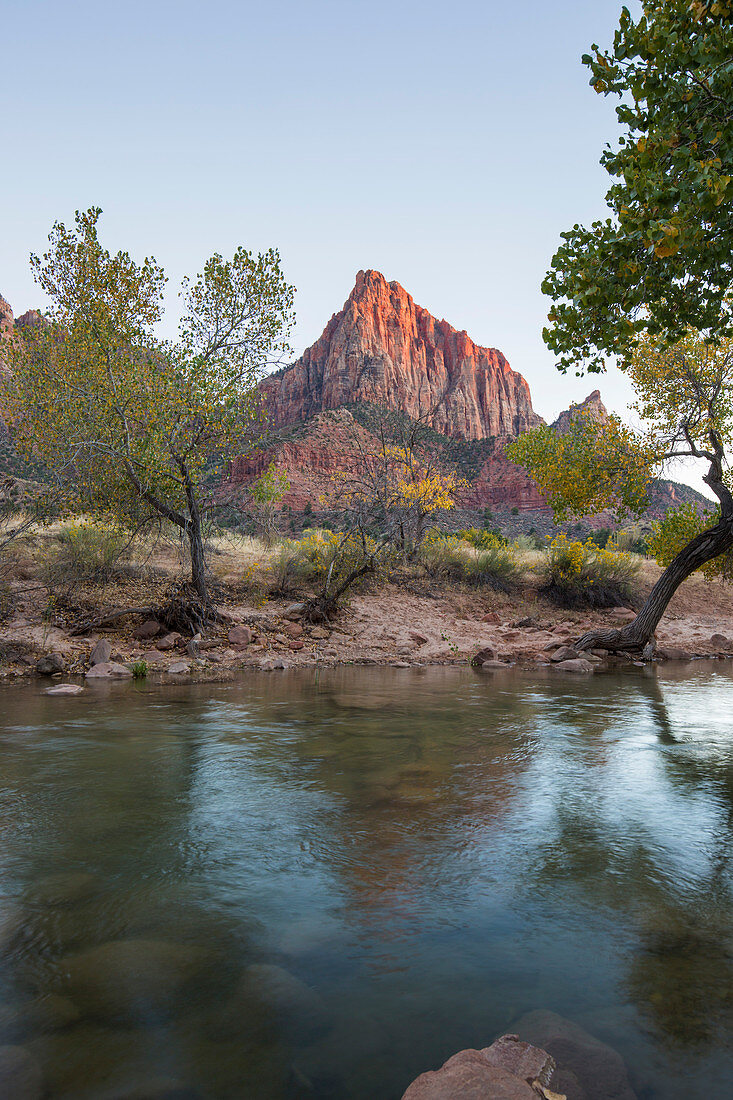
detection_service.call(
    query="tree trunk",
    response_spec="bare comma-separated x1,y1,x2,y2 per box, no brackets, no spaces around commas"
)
576,516,733,654
187,515,209,607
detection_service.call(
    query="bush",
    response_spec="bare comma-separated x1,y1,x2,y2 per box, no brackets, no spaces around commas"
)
38,519,133,596
419,532,520,590
540,533,640,608
291,529,380,592
456,527,507,549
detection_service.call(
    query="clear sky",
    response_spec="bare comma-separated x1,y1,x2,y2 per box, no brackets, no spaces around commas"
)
6,0,700,487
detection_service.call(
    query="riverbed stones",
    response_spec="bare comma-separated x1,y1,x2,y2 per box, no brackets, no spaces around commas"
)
167,661,190,675
710,633,730,649
53,939,210,1022
471,645,498,667
657,646,693,661
550,646,579,662
85,661,132,679
35,653,65,676
284,602,306,620
44,683,83,696
156,632,182,651
227,625,252,647
514,1009,637,1100
89,639,112,665
0,1045,43,1099
132,620,163,641
553,658,595,673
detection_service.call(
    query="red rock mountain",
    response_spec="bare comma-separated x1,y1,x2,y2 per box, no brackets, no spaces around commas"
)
262,270,541,440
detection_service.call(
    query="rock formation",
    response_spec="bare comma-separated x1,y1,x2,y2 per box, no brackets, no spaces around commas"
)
262,270,542,440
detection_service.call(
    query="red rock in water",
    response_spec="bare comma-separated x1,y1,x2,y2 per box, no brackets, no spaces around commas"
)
261,270,542,440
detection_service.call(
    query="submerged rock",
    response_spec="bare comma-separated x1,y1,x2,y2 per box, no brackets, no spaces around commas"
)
0,1044,43,1099
44,683,83,696
514,1010,637,1100
53,939,210,1023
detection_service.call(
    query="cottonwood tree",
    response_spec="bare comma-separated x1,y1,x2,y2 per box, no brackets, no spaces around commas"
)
509,331,733,652
3,208,294,614
340,405,463,557
545,0,733,371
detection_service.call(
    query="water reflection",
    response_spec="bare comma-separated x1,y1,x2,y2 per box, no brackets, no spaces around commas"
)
1,666,733,1097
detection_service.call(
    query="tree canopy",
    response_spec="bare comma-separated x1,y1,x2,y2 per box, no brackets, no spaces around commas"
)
544,0,733,373
3,207,295,610
509,330,733,649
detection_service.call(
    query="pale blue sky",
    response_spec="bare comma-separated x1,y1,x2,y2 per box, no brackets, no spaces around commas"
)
5,0,685,472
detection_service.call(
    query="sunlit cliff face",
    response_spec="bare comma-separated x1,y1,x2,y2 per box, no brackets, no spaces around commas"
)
261,269,543,441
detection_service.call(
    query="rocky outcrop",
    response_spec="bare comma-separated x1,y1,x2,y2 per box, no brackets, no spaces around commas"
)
550,390,607,435
401,1034,558,1099
262,270,542,440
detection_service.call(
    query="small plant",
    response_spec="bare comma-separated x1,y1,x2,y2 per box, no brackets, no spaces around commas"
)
511,506,520,516
419,532,520,590
132,660,148,679
440,631,460,655
540,533,640,608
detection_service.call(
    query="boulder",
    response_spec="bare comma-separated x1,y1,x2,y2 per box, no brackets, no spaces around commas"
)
186,633,201,658
0,1045,42,1100
310,626,330,640
710,633,730,649
401,1048,547,1100
85,662,132,680
281,621,303,638
481,612,501,624
142,650,166,664
35,653,65,676
167,661,190,675
471,645,498,667
553,659,594,673
657,646,693,661
550,646,579,663
89,639,112,666
289,639,305,651
227,625,252,647
132,620,163,641
515,1010,637,1100
53,939,210,1023
284,602,306,620
156,633,182,651
481,1034,555,1086
409,632,429,646
44,683,83,696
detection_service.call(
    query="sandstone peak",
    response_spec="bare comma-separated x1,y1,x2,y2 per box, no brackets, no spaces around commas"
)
262,271,542,441
551,389,608,435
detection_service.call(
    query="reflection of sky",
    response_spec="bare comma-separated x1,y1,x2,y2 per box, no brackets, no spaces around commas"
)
3,668,733,1097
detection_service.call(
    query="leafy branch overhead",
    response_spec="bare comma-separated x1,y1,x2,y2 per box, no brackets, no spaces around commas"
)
544,0,733,372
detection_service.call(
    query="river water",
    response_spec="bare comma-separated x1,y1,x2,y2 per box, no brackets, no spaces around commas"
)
2,664,733,1098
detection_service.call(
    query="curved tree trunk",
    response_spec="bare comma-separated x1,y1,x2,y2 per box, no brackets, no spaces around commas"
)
575,516,733,654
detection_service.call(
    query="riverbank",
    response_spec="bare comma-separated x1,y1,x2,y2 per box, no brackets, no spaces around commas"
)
2,550,733,685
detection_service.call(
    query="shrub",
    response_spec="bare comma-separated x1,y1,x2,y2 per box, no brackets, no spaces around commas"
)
456,527,506,549
511,506,520,516
132,660,148,679
540,533,640,608
292,529,380,592
419,532,520,590
38,519,134,597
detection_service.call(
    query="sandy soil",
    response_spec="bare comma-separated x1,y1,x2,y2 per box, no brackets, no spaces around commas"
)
2,557,733,687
